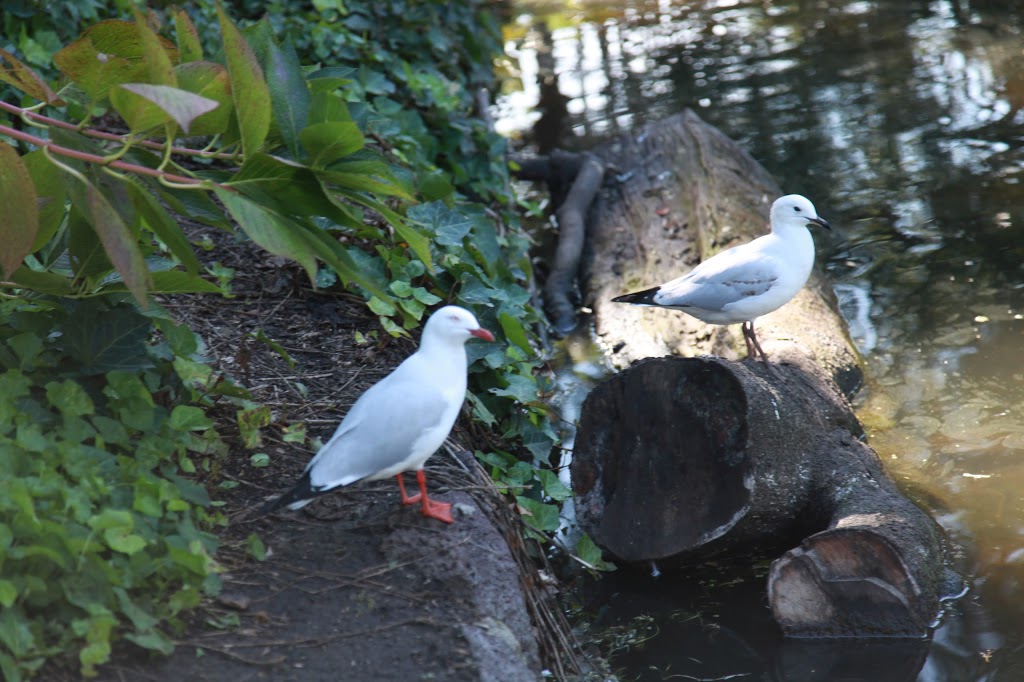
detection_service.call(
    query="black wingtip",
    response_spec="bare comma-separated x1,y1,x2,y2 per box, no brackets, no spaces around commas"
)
259,471,315,516
611,286,660,305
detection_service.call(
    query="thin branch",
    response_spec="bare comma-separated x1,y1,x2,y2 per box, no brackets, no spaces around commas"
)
0,99,237,159
0,122,215,188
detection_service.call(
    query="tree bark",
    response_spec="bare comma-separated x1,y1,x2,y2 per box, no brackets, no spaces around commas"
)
568,110,958,637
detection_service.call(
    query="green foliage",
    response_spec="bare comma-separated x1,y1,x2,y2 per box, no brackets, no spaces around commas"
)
0,297,229,680
0,1,578,675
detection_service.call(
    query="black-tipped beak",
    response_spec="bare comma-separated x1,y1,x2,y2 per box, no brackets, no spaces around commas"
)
808,216,831,231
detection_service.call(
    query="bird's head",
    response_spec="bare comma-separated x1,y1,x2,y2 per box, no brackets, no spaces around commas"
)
771,194,831,232
424,305,495,344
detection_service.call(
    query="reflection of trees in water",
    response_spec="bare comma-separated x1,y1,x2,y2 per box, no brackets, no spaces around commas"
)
509,0,1024,331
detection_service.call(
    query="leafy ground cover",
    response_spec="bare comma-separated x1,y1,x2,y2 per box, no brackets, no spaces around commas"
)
0,2,593,678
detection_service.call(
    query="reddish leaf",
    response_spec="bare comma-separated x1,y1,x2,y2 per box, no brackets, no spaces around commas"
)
174,61,233,135
0,48,62,104
79,176,151,306
113,83,219,133
53,20,178,101
216,4,270,158
131,7,176,87
174,10,204,62
0,141,39,278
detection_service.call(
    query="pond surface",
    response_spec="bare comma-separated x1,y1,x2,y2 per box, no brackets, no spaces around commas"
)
498,1,1024,680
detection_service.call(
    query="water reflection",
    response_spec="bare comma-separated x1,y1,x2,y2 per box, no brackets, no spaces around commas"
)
500,0,1024,679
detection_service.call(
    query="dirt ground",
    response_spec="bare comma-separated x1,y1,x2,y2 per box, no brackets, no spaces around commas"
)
49,224,588,681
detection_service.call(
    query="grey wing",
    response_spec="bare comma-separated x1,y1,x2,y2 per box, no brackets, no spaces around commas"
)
657,254,780,311
305,378,450,491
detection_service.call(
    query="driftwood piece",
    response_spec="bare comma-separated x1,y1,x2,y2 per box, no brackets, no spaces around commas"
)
541,152,606,333
568,110,956,637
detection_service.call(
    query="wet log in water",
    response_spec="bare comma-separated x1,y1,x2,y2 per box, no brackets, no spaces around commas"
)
555,110,957,637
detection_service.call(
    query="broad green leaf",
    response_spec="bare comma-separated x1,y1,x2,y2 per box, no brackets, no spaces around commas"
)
88,508,133,532
0,581,16,608
53,20,177,101
170,405,214,431
216,188,317,281
515,496,560,533
537,469,572,502
128,180,201,272
22,149,67,252
300,122,364,167
317,167,414,200
295,223,393,302
0,141,39,279
575,533,616,572
498,312,531,353
217,3,271,157
113,84,219,134
67,208,113,279
0,47,61,104
174,9,203,62
64,173,150,306
132,7,176,87
64,301,153,374
266,38,310,158
7,266,73,295
407,201,472,246
104,527,147,554
45,380,95,417
228,153,355,221
149,271,222,293
174,61,233,135
335,190,432,271
0,608,35,658
489,374,538,404
124,630,174,655
237,404,271,448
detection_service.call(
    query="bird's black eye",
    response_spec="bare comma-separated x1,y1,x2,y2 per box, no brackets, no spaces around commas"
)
793,206,802,212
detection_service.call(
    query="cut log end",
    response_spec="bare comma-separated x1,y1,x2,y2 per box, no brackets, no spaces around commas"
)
572,358,753,561
768,528,930,638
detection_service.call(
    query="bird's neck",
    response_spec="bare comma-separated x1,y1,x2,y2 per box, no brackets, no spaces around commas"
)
417,336,468,372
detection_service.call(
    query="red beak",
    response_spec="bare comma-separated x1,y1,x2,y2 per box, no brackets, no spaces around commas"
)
470,327,495,342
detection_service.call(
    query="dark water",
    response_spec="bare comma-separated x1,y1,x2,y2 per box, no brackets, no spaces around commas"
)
498,1,1024,680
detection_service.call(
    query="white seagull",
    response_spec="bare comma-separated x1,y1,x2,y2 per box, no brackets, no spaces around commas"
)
612,194,830,362
262,305,495,523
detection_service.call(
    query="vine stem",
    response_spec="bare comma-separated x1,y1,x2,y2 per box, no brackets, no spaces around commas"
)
0,121,214,188
0,99,237,160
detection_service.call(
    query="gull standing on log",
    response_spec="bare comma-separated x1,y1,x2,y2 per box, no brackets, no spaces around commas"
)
261,305,495,523
612,194,830,362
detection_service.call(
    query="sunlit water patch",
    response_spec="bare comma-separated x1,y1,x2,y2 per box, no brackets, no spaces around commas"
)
502,0,1024,679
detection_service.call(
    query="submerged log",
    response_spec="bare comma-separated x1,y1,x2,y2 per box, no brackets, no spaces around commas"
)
567,111,957,637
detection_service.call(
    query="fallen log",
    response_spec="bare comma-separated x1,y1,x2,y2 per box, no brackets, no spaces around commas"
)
566,110,958,637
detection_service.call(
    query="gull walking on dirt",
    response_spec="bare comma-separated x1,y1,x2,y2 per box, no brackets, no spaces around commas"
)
612,194,830,363
261,305,495,523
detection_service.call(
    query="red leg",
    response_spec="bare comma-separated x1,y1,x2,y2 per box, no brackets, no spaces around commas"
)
415,470,453,524
396,473,421,505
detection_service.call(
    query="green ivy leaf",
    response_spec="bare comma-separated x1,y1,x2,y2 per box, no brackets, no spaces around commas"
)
515,496,560,533
169,405,214,432
64,301,153,375
0,581,16,608
45,380,95,417
537,469,572,503
575,533,616,572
